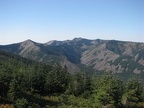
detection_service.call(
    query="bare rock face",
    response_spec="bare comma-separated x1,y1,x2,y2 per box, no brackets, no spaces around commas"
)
19,40,40,56
81,43,120,71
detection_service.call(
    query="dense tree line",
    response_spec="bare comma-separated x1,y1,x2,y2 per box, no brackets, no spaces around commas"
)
0,51,144,108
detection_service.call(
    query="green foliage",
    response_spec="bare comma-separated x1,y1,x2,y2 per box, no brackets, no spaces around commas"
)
95,89,114,107
44,64,69,94
93,72,123,108
13,98,28,108
106,40,125,54
113,55,144,73
67,72,91,97
0,51,144,107
60,94,93,108
7,78,19,102
113,55,131,66
121,77,144,108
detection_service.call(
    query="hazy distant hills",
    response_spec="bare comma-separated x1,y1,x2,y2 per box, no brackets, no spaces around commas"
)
0,38,144,74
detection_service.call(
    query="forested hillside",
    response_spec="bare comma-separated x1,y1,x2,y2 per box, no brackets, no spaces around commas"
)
0,50,144,108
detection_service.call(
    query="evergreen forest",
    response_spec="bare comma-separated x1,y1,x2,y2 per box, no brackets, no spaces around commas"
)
0,50,144,108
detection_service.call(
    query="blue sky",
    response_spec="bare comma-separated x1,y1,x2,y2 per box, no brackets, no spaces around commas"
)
0,0,144,44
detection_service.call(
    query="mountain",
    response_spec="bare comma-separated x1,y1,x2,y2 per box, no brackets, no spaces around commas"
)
0,38,144,74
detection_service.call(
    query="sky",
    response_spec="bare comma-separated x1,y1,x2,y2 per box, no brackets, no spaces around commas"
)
0,0,144,44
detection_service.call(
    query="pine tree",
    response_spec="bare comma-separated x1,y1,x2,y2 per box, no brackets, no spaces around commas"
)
93,72,123,108
7,79,18,102
122,77,144,108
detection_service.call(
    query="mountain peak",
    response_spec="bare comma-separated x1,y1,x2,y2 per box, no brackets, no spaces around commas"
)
21,39,35,47
23,39,33,43
73,37,84,41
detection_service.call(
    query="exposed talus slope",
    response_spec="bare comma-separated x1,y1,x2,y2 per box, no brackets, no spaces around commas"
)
81,43,120,71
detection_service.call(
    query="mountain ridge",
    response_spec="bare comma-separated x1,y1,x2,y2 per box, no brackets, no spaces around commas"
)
0,38,144,74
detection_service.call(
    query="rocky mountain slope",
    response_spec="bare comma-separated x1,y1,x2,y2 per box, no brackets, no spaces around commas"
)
0,38,144,74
